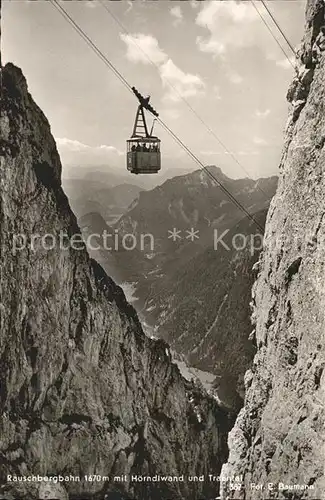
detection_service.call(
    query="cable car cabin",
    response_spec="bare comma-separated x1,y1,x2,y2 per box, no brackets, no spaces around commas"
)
127,138,161,174
126,87,161,174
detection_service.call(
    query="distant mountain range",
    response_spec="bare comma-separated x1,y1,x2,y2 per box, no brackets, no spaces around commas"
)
63,164,198,196
63,164,204,222
114,166,277,275
77,166,278,409
63,179,143,223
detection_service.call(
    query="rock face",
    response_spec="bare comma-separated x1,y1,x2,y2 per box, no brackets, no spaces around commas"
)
0,64,232,500
221,1,325,498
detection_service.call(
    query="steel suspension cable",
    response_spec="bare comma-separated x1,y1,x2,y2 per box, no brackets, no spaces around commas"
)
260,0,297,57
99,0,273,204
250,0,298,74
50,0,266,233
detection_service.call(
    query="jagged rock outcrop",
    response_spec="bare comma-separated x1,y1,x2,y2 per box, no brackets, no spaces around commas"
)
0,64,232,500
221,1,325,498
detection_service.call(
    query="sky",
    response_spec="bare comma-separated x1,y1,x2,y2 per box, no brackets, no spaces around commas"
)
2,0,307,180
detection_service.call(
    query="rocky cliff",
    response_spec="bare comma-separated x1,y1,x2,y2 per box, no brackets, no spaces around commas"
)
221,0,325,498
0,64,231,500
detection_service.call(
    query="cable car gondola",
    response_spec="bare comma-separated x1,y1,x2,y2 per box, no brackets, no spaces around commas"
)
127,87,161,174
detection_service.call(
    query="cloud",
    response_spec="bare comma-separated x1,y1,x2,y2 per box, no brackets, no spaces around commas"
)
170,6,183,26
276,57,295,69
190,0,200,9
56,138,124,166
196,37,225,58
237,150,259,156
255,108,271,118
212,84,222,100
164,109,181,120
120,33,204,102
195,1,264,57
159,59,205,102
200,150,222,156
253,136,268,145
56,138,122,155
56,138,89,152
125,1,133,14
120,33,167,65
84,0,97,8
228,72,243,84
200,150,259,157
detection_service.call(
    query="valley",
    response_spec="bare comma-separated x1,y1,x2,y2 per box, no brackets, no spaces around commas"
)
75,167,278,410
